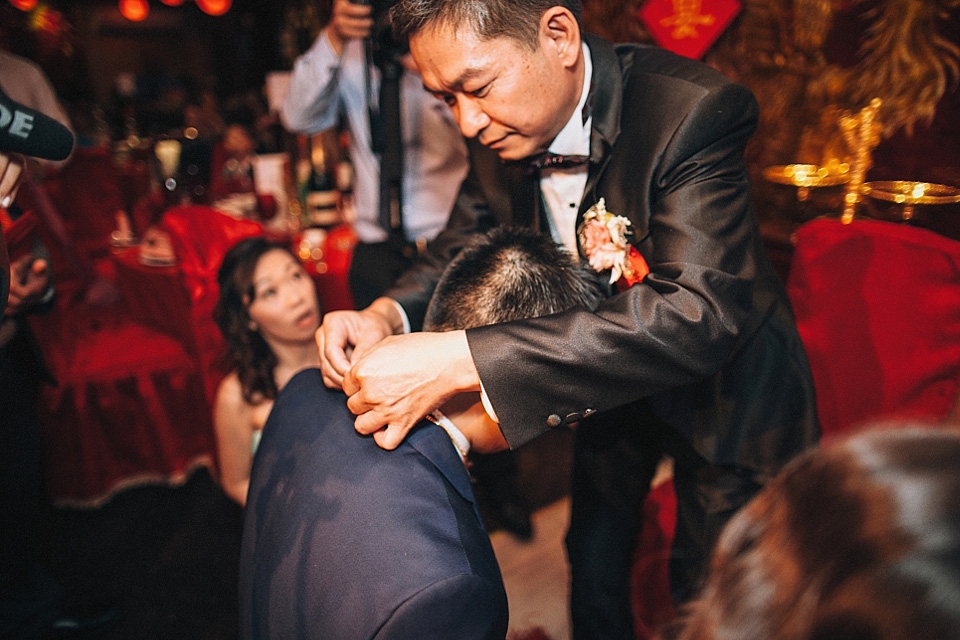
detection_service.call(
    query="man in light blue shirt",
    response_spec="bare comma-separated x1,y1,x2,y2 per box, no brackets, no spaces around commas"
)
281,0,469,309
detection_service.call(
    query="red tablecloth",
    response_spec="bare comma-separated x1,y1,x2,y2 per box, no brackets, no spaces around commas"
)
112,247,195,348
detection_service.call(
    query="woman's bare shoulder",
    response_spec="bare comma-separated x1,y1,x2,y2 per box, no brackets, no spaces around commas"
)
214,372,252,426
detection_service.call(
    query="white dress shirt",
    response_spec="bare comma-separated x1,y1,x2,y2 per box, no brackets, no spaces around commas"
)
539,42,593,255
281,31,470,245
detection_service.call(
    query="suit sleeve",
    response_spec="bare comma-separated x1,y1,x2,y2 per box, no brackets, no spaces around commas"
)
468,82,763,448
373,573,509,640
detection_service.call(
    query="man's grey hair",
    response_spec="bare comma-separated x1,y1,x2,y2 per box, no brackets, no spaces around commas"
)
390,0,583,51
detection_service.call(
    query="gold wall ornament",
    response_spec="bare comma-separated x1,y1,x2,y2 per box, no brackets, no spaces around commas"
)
839,98,883,224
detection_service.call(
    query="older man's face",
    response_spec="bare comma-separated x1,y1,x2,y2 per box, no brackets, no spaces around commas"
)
410,20,580,162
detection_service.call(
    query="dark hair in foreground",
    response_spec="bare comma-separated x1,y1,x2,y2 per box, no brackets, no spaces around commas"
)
213,236,291,404
664,425,960,640
423,226,603,332
390,0,583,51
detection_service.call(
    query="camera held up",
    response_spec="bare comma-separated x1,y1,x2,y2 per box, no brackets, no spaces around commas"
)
349,0,407,69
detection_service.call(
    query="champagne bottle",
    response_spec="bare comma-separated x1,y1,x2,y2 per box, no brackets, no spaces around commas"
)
300,132,340,228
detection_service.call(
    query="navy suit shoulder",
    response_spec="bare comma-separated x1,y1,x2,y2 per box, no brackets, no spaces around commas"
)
239,369,508,640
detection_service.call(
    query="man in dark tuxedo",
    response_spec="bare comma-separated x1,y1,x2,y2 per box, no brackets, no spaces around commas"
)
314,1,820,637
239,227,603,639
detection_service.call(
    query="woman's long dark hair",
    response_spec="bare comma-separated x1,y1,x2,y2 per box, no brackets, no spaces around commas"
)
213,236,290,404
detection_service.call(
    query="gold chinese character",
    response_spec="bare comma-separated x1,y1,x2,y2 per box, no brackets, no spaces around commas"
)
660,0,715,39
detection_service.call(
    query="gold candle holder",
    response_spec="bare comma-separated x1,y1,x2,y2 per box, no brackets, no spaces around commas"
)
861,181,960,222
763,164,851,202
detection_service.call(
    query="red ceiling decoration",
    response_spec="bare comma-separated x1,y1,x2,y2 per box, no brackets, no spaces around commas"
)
119,0,149,22
9,0,39,10
196,0,231,16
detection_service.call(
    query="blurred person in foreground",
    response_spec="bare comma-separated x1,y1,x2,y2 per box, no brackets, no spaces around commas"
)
1,49,119,638
212,237,323,506
239,226,603,639
314,1,820,635
663,423,960,640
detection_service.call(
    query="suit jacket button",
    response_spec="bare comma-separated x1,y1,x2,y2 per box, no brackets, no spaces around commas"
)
583,408,596,418
547,414,562,428
564,412,581,426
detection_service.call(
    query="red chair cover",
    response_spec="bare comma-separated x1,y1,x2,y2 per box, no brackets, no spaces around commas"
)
787,218,960,438
159,205,264,399
32,300,216,506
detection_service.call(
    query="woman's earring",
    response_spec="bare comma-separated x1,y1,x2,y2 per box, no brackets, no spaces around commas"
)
248,321,259,331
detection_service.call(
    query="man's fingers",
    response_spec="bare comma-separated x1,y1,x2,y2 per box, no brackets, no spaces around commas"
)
0,152,24,208
352,407,386,435
315,325,349,389
320,365,344,390
372,425,408,451
350,403,416,451
344,381,366,412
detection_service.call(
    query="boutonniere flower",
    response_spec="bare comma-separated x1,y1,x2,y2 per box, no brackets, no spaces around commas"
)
577,198,650,290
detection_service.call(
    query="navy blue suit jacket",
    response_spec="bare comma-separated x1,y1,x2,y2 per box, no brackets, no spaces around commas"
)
239,368,508,640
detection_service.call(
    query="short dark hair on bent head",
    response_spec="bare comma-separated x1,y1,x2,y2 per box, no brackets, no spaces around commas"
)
666,425,960,640
390,0,582,51
213,236,292,404
423,226,603,332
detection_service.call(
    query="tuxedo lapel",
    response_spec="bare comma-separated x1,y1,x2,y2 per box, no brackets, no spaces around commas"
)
577,35,626,242
582,34,623,216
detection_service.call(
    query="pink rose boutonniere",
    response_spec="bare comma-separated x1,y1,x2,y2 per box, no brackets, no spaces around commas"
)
577,198,650,291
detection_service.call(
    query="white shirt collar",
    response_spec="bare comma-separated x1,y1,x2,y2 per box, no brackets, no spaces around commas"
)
547,42,593,157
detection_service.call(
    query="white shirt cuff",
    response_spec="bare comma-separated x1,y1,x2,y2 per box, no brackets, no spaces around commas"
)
479,382,499,424
387,298,411,334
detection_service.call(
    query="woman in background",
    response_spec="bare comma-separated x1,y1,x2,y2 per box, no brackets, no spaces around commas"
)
213,236,321,505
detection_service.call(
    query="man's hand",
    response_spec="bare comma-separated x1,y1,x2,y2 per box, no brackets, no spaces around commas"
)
343,330,481,450
6,254,50,317
326,0,374,56
314,297,404,389
0,151,25,209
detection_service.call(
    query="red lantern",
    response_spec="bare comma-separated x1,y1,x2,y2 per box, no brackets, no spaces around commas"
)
196,0,231,16
119,0,149,22
9,0,39,10
159,0,185,5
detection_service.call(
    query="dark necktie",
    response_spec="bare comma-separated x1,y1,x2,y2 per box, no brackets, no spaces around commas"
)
526,152,590,171
377,60,404,236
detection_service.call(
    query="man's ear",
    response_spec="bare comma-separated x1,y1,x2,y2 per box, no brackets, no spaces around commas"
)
539,6,582,69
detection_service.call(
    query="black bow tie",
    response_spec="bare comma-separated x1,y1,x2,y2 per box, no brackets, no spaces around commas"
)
525,152,590,171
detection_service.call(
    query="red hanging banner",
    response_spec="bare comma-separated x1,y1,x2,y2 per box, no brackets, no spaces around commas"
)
638,0,741,60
